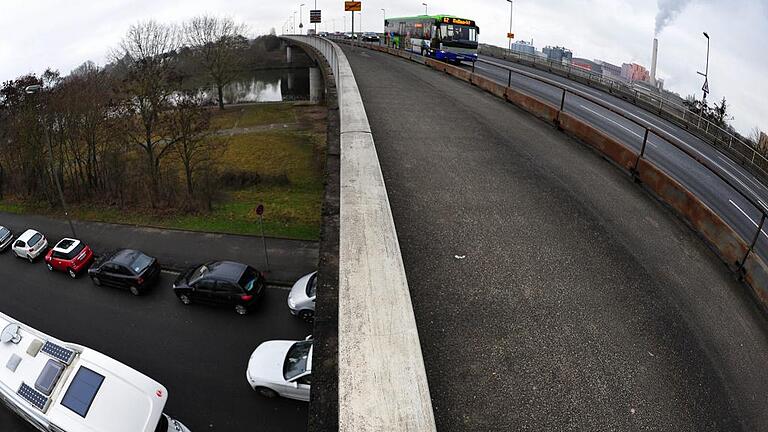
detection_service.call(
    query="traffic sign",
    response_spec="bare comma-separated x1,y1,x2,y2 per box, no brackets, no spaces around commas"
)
507,32,514,39
256,204,264,216
310,10,321,23
345,1,361,11
702,78,709,96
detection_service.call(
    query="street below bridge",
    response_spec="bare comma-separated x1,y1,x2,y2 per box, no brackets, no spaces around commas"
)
341,44,768,431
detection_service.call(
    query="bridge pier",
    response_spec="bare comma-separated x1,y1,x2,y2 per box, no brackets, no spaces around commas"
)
286,45,292,63
309,66,323,103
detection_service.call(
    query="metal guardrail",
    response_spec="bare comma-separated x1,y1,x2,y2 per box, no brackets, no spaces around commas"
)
283,35,438,432
344,37,768,274
478,44,768,183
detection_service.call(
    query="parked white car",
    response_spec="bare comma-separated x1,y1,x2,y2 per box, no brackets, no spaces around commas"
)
0,226,13,251
246,338,312,401
12,229,48,262
287,271,317,320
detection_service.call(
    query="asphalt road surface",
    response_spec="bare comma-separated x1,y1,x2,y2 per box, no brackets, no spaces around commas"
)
342,45,768,431
470,55,768,259
0,251,310,431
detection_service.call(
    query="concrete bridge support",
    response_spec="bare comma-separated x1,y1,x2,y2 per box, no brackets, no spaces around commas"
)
309,66,323,103
286,45,292,63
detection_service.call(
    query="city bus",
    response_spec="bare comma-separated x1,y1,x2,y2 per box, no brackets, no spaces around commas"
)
384,15,480,64
0,312,190,432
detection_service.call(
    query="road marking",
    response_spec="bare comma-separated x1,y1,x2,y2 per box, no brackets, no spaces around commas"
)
579,104,643,139
717,154,768,195
161,269,180,276
729,199,768,239
483,57,767,209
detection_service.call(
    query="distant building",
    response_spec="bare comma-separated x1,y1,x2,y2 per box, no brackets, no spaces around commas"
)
543,46,572,64
595,60,623,81
621,63,650,82
511,40,536,55
572,58,602,75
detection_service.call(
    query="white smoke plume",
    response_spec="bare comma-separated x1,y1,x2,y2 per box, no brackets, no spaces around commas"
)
655,0,694,35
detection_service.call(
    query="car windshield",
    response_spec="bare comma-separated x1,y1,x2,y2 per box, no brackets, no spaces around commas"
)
28,233,42,247
307,273,317,297
0,227,8,237
130,253,153,273
283,340,312,381
153,414,168,432
189,264,210,283
63,243,86,260
238,267,260,292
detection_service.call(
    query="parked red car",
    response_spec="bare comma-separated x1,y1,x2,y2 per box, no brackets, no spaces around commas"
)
45,238,94,278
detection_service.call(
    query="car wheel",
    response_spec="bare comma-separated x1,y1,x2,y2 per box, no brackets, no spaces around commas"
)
68,268,77,279
27,255,34,263
46,263,54,272
129,286,140,296
179,294,192,305
235,305,249,316
298,310,315,322
255,387,277,398
91,276,101,286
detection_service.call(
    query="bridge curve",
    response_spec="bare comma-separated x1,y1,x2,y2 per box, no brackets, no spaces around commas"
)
340,44,768,431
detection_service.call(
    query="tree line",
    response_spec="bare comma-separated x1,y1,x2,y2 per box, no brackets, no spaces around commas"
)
0,17,285,211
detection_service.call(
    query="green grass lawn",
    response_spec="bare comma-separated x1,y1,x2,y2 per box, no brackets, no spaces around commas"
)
0,103,326,240
209,103,297,130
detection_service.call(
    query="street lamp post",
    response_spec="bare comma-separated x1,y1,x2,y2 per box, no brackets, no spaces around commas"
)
697,32,710,127
313,0,317,35
25,84,77,239
293,11,297,34
299,4,305,35
422,3,428,15
507,0,514,51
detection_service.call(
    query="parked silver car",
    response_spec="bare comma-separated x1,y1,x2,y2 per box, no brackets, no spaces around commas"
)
0,226,13,251
287,271,317,320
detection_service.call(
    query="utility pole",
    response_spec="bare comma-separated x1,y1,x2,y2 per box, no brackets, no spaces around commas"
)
507,0,514,51
314,0,317,34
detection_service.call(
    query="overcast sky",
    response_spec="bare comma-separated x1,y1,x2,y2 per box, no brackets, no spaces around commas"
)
1,0,765,134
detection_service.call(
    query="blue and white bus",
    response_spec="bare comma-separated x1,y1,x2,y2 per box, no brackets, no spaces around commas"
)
384,15,480,64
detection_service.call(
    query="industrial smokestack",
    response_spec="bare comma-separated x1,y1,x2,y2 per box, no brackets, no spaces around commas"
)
650,38,659,87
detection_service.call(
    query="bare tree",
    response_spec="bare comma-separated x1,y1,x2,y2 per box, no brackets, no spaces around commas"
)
113,20,181,205
167,92,214,199
184,15,248,110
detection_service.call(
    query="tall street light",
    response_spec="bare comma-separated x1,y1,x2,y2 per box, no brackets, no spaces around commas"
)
507,0,514,51
422,3,428,15
382,8,386,35
24,84,78,239
299,3,305,35
293,11,297,34
697,32,710,126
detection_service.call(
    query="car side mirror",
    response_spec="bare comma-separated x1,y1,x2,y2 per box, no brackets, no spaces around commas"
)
304,335,313,341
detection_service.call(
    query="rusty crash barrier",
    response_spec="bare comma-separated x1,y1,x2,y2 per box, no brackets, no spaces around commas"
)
342,39,768,315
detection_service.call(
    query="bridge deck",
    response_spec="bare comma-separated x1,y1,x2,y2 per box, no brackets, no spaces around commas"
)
341,45,768,431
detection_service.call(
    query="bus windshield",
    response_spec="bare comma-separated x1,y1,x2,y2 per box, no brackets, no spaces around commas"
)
441,24,477,42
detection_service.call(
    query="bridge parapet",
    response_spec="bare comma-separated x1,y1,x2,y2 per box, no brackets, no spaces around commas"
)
283,35,437,432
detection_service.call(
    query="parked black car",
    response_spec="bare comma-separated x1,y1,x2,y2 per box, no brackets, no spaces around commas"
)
88,249,161,295
361,32,380,42
173,261,266,315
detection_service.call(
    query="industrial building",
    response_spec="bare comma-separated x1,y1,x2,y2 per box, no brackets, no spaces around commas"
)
543,46,572,64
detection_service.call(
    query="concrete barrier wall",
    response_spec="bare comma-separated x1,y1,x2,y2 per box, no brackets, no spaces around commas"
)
345,39,768,316
285,36,437,432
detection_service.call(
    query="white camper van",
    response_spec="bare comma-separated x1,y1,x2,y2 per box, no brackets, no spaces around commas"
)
0,312,190,432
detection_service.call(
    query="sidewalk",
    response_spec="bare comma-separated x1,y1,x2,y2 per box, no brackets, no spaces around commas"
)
0,212,318,285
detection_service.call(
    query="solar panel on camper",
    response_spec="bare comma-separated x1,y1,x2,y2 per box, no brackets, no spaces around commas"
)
18,383,50,412
61,367,104,417
41,341,75,364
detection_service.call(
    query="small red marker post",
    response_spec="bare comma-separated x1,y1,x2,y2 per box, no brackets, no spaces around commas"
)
256,204,270,272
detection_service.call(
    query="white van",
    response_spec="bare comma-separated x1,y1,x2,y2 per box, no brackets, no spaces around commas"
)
0,312,190,432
